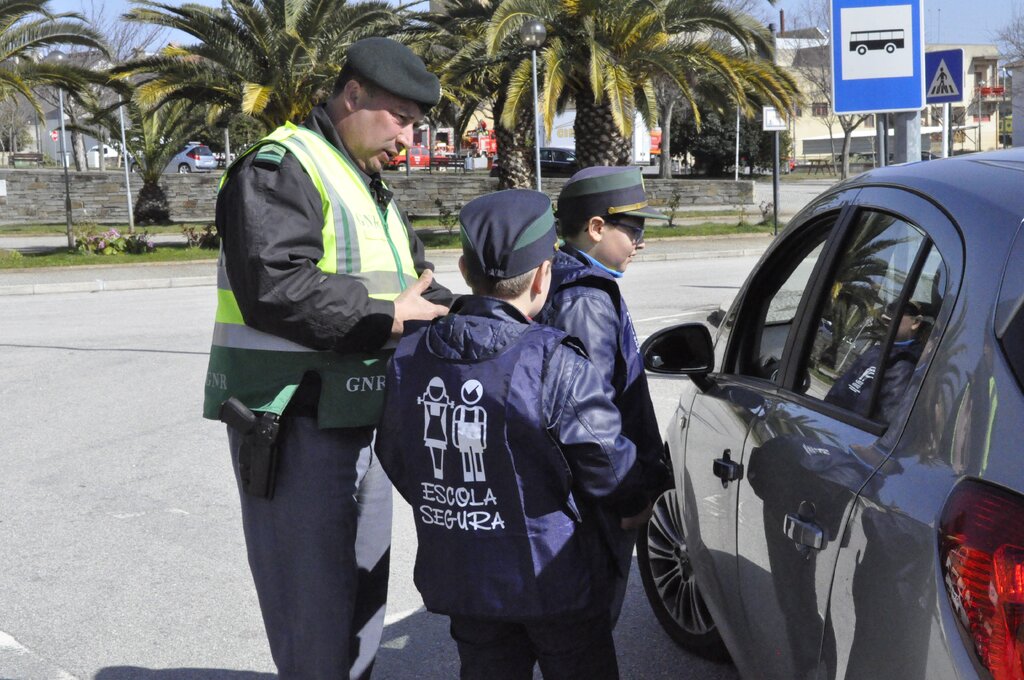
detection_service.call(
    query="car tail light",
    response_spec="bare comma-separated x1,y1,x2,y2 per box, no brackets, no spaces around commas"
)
940,480,1024,680
186,150,200,160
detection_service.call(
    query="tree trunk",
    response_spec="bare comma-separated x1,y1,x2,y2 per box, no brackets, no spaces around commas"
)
98,129,107,172
841,130,853,180
134,180,170,224
574,89,630,167
659,99,674,179
494,91,536,190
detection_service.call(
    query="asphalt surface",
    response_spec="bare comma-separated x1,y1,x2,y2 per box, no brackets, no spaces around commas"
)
0,254,761,680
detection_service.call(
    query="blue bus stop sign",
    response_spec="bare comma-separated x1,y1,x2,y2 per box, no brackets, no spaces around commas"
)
831,0,925,115
925,49,964,104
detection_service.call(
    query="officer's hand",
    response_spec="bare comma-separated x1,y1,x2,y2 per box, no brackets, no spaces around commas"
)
391,269,448,338
620,502,654,530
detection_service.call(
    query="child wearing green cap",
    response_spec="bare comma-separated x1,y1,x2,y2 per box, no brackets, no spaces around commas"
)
537,166,673,624
377,188,653,679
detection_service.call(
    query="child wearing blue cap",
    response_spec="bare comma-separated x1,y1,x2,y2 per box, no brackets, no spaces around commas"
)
376,189,653,679
537,166,673,624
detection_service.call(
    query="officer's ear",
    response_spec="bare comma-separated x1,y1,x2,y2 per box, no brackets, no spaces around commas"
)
458,255,470,286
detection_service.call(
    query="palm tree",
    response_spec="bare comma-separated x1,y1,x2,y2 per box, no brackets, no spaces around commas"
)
114,0,403,132
122,99,203,224
487,0,798,168
409,0,538,188
0,0,107,114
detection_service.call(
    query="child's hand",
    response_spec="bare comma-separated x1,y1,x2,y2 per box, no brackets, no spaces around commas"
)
620,502,653,530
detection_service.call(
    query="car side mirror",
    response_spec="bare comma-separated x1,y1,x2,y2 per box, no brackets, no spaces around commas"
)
640,323,716,391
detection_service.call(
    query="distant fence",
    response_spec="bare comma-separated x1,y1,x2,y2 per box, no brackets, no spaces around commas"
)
0,169,753,226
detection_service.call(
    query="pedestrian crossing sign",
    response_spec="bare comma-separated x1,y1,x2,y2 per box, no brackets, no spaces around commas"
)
925,49,964,104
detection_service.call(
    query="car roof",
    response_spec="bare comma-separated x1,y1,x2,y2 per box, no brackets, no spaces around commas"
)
839,147,1024,241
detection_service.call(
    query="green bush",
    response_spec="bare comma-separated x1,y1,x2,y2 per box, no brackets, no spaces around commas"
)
183,224,220,249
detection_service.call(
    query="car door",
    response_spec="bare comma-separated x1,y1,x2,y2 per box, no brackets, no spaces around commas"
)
680,193,850,665
733,193,955,680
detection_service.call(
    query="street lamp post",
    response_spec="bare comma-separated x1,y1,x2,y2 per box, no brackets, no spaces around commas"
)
520,19,546,192
54,52,74,249
118,102,134,233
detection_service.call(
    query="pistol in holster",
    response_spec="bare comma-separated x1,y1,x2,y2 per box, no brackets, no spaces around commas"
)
218,397,281,500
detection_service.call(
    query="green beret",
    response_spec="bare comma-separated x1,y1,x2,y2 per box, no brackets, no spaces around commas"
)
346,37,441,110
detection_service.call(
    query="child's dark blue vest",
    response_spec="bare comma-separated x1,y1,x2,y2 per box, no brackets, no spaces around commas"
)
389,322,597,620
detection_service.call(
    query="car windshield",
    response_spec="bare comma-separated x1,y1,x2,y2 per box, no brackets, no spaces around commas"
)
194,146,213,156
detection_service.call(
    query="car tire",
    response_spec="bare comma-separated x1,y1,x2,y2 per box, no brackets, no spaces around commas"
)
178,164,191,174
397,163,406,172
637,488,730,661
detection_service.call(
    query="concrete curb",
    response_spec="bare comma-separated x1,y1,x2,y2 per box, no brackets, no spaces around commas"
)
0,275,215,297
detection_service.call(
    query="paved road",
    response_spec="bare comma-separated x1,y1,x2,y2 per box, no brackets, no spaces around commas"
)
0,251,759,679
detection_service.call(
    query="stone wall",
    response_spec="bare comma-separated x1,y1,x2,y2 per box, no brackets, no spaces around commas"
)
0,168,753,226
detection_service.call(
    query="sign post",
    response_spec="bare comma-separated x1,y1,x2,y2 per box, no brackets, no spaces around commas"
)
925,49,965,158
763,106,787,235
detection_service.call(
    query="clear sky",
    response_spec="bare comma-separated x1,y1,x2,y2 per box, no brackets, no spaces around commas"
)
51,0,1021,54
767,0,1018,47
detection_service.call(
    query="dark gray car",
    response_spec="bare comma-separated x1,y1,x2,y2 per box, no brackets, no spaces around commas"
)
637,148,1024,680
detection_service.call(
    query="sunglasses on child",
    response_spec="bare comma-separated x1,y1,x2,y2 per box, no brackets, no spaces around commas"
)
604,218,645,245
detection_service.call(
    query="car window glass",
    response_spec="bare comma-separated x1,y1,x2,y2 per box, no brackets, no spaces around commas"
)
735,222,832,382
802,211,942,422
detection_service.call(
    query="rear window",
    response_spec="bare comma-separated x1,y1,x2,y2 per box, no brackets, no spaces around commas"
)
193,145,213,156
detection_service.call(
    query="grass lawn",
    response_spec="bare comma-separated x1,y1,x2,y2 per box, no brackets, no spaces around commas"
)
0,243,219,269
417,221,776,250
0,222,210,237
0,221,777,269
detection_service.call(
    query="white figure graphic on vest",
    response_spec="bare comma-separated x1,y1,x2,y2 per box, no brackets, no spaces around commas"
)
452,379,487,482
418,377,454,480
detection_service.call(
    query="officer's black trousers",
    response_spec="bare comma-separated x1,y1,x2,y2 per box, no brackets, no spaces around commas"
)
229,417,392,680
448,606,619,680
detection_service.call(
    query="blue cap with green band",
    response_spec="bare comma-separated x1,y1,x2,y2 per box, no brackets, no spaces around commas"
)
460,190,557,278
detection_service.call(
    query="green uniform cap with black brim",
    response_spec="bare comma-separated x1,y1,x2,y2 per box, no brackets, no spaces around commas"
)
346,37,441,110
556,166,667,222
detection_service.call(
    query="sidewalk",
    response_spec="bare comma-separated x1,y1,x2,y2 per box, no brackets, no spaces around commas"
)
0,233,774,297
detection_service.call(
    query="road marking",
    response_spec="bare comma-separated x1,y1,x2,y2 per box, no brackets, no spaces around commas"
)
0,631,27,654
636,308,717,324
0,630,79,679
384,606,425,627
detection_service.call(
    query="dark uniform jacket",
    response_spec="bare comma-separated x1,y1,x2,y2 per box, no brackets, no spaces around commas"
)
376,296,650,620
537,245,671,498
216,105,454,411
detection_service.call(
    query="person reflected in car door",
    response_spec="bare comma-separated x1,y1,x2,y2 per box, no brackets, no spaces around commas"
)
826,301,930,420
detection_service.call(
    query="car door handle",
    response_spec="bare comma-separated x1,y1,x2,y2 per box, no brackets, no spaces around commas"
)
713,449,744,488
784,511,826,550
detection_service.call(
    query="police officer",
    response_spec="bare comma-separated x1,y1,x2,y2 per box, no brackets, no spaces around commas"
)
537,166,671,624
203,37,453,679
376,190,653,679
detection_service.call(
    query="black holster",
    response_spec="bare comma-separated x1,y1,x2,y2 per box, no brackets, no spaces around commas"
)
218,397,281,500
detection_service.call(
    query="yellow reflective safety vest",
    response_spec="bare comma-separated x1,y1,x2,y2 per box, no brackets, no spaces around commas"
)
202,122,417,428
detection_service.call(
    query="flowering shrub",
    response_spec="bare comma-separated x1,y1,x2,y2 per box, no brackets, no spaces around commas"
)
183,224,220,250
75,228,156,255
